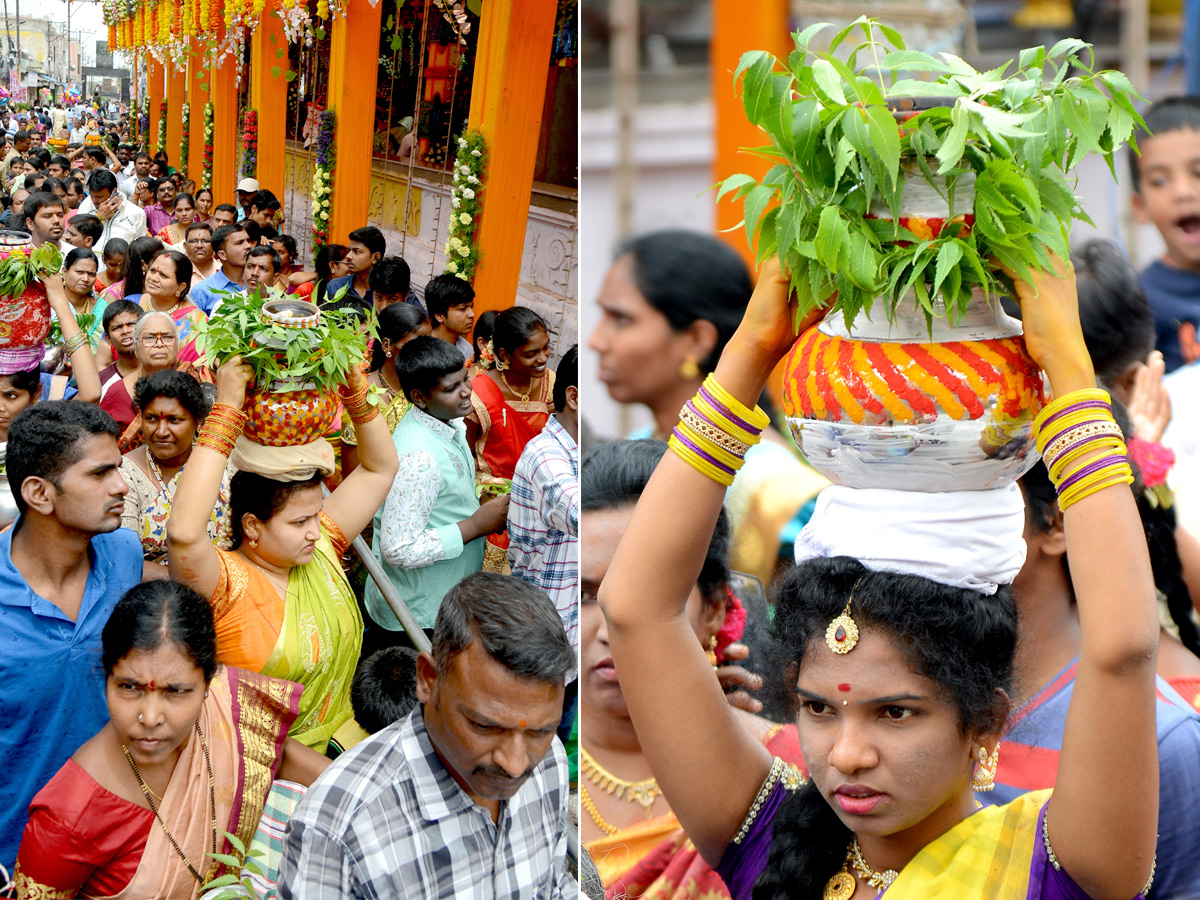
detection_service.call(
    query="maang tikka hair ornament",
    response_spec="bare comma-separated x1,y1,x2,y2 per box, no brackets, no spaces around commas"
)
825,577,863,655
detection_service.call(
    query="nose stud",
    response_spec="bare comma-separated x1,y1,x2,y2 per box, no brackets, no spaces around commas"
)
139,713,144,722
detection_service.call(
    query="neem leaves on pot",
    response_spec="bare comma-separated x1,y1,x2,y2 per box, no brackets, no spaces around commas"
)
719,18,1143,331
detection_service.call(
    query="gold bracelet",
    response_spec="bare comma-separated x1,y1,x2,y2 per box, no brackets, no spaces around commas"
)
680,405,752,457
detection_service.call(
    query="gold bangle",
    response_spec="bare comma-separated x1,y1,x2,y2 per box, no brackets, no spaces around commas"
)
1059,468,1134,512
679,406,752,457
676,421,745,470
1043,421,1124,470
1048,437,1127,484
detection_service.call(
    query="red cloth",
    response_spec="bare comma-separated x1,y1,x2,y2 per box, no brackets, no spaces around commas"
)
100,376,136,429
1168,676,1200,713
16,759,153,897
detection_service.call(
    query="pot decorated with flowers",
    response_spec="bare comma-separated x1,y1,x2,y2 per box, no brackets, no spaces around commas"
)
721,20,1142,490
0,232,61,351
194,289,371,447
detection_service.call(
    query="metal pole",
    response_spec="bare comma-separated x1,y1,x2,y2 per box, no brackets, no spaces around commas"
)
64,0,69,85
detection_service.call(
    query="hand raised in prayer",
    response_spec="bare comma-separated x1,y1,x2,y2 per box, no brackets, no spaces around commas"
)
998,253,1096,397
214,353,254,409
1127,350,1172,443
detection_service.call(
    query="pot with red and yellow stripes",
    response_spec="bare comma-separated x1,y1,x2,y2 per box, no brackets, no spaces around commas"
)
781,293,1046,492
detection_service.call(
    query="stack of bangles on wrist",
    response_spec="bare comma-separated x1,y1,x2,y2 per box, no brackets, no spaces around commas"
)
669,375,770,486
62,332,88,357
340,383,378,425
195,403,247,457
1035,388,1133,512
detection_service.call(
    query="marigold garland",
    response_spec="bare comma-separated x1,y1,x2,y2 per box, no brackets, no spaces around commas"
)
310,109,336,257
444,130,485,281
241,108,258,179
179,102,190,179
202,101,214,190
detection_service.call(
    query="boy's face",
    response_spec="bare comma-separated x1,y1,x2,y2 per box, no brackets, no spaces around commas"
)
442,301,475,337
345,240,378,274
416,365,474,421
1133,127,1200,271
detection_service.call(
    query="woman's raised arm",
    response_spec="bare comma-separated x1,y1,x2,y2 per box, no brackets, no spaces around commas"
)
599,261,824,863
1013,259,1159,900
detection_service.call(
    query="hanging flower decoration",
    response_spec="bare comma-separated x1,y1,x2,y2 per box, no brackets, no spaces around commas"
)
443,130,485,282
433,0,471,45
241,108,258,178
179,101,190,179
202,101,214,190
138,96,150,143
157,100,168,154
310,109,335,257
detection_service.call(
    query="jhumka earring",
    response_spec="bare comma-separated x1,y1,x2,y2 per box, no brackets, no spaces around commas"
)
825,577,863,655
971,744,999,792
704,635,718,669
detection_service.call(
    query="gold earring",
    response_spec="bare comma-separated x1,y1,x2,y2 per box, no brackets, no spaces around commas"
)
971,744,999,792
495,357,509,372
679,359,701,380
704,634,718,669
249,538,258,549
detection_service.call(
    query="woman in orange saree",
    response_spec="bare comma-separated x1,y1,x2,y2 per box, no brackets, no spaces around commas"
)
13,581,329,900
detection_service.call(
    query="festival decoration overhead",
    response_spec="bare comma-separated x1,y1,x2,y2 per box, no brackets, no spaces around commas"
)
444,130,485,282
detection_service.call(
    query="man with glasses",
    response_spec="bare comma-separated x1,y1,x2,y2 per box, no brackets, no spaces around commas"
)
183,222,219,286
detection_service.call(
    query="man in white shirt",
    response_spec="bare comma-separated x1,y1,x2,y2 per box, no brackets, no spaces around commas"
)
86,170,147,254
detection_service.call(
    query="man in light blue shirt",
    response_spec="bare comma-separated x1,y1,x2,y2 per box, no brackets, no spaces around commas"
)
0,402,144,870
191,221,253,315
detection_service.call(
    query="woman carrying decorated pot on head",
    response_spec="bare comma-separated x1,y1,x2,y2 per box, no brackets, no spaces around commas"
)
167,300,399,752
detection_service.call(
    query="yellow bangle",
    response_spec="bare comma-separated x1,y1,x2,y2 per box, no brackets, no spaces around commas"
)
691,394,763,445
669,434,736,486
1049,437,1127,484
676,421,745,470
702,375,771,431
1042,420,1124,468
1060,467,1134,512
1034,389,1110,440
679,405,752,456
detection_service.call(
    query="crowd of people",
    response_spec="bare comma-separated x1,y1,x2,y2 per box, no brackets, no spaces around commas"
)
0,96,580,899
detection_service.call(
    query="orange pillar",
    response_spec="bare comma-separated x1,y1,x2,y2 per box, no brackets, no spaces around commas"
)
187,44,211,183
147,59,165,154
211,54,239,207
465,0,556,314
327,0,383,242
711,0,790,268
249,11,289,200
165,62,188,175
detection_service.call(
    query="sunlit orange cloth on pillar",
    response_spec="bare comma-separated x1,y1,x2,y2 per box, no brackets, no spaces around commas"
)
13,666,299,900
586,724,806,899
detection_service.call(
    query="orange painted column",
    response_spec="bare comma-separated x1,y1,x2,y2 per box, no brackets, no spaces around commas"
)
210,54,239,207
327,0,383,242
187,45,211,184
165,63,188,175
465,0,556,315
711,0,790,268
147,59,165,154
249,11,289,200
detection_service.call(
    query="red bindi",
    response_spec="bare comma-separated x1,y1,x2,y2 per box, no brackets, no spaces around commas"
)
837,683,851,692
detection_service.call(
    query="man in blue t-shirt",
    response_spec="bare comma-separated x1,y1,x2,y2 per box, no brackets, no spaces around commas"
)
991,463,1200,897
0,402,144,870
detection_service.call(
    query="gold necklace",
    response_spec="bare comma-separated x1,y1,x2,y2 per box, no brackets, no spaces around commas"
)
580,745,661,815
499,370,534,403
824,838,899,899
241,551,290,597
579,783,620,836
123,720,218,884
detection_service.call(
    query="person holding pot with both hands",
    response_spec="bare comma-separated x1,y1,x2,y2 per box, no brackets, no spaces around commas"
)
168,355,399,752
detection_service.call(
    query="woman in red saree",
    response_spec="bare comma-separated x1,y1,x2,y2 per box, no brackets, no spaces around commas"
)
465,307,554,571
13,581,330,900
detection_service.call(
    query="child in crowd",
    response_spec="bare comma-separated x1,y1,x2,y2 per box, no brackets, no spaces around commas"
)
326,646,420,758
1133,96,1200,372
425,273,476,363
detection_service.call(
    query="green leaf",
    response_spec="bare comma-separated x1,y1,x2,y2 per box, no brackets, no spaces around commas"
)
845,236,880,289
269,31,277,44
735,51,776,126
285,71,297,83
932,240,963,298
390,34,403,51
816,206,847,272
880,49,949,73
209,853,244,868
865,105,901,186
276,47,285,58
791,98,823,166
741,183,776,252
716,173,758,203
936,104,969,173
810,59,847,105
271,66,282,79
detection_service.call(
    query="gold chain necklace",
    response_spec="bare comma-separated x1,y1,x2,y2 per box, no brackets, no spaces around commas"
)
579,783,620,836
499,371,534,403
823,838,898,899
580,745,661,815
123,720,218,884
240,551,290,597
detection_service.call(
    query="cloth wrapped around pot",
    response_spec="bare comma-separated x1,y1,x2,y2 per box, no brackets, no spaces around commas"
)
230,436,336,482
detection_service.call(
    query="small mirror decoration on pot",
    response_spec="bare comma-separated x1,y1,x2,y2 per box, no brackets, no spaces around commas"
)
720,19,1142,491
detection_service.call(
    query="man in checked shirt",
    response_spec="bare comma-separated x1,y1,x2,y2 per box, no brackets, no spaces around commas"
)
278,572,576,899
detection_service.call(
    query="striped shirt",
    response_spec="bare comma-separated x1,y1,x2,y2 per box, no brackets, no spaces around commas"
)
277,706,573,899
508,414,579,651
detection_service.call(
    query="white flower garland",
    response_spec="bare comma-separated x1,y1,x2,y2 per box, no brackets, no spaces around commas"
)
444,130,485,281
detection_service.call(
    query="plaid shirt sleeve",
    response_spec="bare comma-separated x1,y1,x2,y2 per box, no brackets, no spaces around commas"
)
277,820,362,899
531,446,579,539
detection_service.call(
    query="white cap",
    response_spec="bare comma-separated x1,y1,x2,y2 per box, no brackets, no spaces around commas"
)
236,177,260,193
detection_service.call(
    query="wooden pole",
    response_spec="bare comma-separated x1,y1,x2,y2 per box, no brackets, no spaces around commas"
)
465,0,557,315
326,0,383,242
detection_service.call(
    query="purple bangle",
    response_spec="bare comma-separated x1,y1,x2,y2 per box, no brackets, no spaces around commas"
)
673,427,738,476
1040,400,1112,432
1058,454,1128,493
697,386,763,436
1045,431,1123,471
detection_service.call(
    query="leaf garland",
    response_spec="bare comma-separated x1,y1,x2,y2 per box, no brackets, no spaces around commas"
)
718,19,1144,330
191,284,372,394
